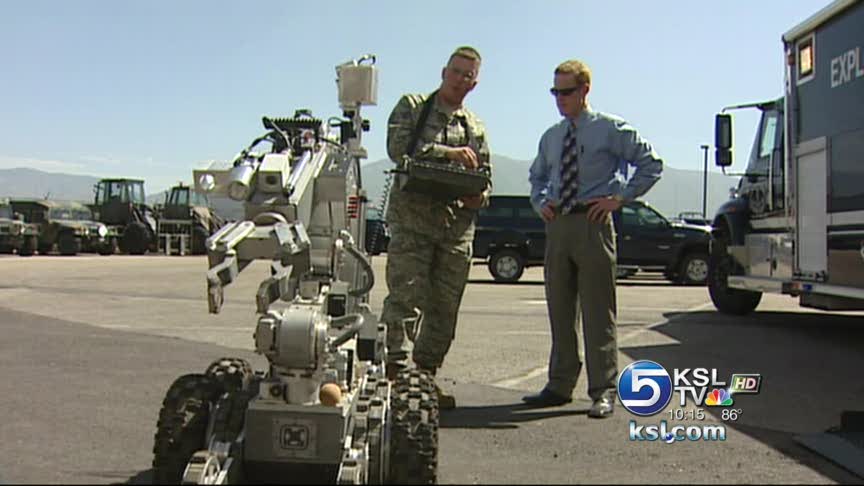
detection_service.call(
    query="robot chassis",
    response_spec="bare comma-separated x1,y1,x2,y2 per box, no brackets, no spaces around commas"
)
151,55,438,485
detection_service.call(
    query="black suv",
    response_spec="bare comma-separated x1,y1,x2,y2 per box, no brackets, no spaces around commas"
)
472,195,710,285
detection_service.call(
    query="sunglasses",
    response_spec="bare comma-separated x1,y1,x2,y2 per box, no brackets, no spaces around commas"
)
447,66,477,81
550,86,581,97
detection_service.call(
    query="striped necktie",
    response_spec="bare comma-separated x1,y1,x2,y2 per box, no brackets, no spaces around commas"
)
560,123,580,214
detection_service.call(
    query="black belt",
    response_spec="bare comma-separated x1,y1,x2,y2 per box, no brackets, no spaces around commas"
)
562,203,591,214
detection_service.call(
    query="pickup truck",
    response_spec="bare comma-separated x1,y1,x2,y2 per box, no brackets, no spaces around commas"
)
472,195,711,284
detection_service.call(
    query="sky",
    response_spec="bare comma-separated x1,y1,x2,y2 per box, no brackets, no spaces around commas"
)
0,0,833,194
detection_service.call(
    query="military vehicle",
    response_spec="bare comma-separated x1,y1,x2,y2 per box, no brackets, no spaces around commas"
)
91,178,158,254
709,0,864,314
152,55,439,485
0,198,38,256
9,199,115,255
155,182,224,255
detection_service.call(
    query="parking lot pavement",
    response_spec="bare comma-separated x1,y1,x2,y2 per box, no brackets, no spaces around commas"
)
0,255,861,483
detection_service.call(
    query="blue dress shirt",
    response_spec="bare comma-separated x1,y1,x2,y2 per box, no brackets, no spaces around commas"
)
528,108,663,216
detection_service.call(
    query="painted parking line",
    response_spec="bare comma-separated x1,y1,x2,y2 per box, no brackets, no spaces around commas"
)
490,301,714,389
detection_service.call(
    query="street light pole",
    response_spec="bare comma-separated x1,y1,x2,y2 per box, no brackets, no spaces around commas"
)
701,144,709,221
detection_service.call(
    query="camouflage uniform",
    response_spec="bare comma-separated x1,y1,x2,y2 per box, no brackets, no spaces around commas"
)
381,92,491,371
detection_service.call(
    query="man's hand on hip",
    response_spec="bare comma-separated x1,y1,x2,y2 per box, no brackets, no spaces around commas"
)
445,147,479,169
541,202,557,223
586,196,623,223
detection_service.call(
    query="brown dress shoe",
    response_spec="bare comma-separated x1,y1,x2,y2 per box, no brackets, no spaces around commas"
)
521,388,573,407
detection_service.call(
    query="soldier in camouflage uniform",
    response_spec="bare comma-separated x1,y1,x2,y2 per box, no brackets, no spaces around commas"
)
381,46,491,409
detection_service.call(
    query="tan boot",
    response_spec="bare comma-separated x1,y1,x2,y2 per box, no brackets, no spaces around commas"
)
435,384,456,410
386,363,405,381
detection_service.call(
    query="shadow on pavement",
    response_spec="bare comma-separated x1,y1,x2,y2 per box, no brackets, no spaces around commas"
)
440,401,589,430
468,274,699,288
622,308,864,482
616,280,692,288
467,279,545,286
121,469,152,485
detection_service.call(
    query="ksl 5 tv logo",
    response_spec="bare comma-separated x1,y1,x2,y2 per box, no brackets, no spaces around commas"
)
617,360,762,416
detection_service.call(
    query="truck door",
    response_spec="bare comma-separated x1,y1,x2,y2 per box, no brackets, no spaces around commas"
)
741,108,785,216
618,204,676,266
795,137,828,281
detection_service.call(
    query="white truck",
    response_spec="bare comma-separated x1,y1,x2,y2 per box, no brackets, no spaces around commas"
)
709,0,864,314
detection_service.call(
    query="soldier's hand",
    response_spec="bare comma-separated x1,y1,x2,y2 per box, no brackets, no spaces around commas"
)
460,194,483,209
445,147,479,169
541,202,557,223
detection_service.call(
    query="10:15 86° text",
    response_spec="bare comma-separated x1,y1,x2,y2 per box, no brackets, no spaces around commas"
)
668,408,706,421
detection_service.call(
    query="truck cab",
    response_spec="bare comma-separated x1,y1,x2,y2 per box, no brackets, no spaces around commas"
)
0,198,39,256
735,99,786,219
92,178,158,254
708,0,864,314
157,183,223,255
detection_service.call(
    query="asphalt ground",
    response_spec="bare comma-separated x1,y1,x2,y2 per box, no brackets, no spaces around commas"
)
0,255,862,484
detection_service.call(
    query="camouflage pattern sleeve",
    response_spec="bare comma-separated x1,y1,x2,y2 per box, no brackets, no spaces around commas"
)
471,113,493,207
386,94,450,163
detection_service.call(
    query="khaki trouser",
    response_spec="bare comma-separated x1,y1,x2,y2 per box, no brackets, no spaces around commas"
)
380,224,473,369
543,211,618,400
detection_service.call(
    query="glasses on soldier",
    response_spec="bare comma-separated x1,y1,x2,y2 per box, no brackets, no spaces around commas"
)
447,66,477,81
550,86,581,97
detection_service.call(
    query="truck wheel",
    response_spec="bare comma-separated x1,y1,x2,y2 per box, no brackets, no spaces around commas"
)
678,251,709,285
708,233,762,315
152,374,218,485
98,237,118,256
387,369,438,485
488,249,525,282
58,233,81,256
122,222,150,255
191,225,209,255
18,236,37,257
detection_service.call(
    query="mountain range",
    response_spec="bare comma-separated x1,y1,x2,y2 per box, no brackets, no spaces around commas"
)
0,157,737,221
361,155,737,219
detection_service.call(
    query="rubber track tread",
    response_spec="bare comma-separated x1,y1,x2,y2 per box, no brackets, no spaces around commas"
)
204,357,253,393
387,369,438,484
152,374,218,485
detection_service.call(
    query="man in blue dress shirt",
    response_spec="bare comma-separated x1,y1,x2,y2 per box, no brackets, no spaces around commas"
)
523,59,663,417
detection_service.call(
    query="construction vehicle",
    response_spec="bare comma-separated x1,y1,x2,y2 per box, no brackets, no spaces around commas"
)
155,183,224,255
0,198,38,256
151,55,439,485
709,0,864,314
91,178,159,255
